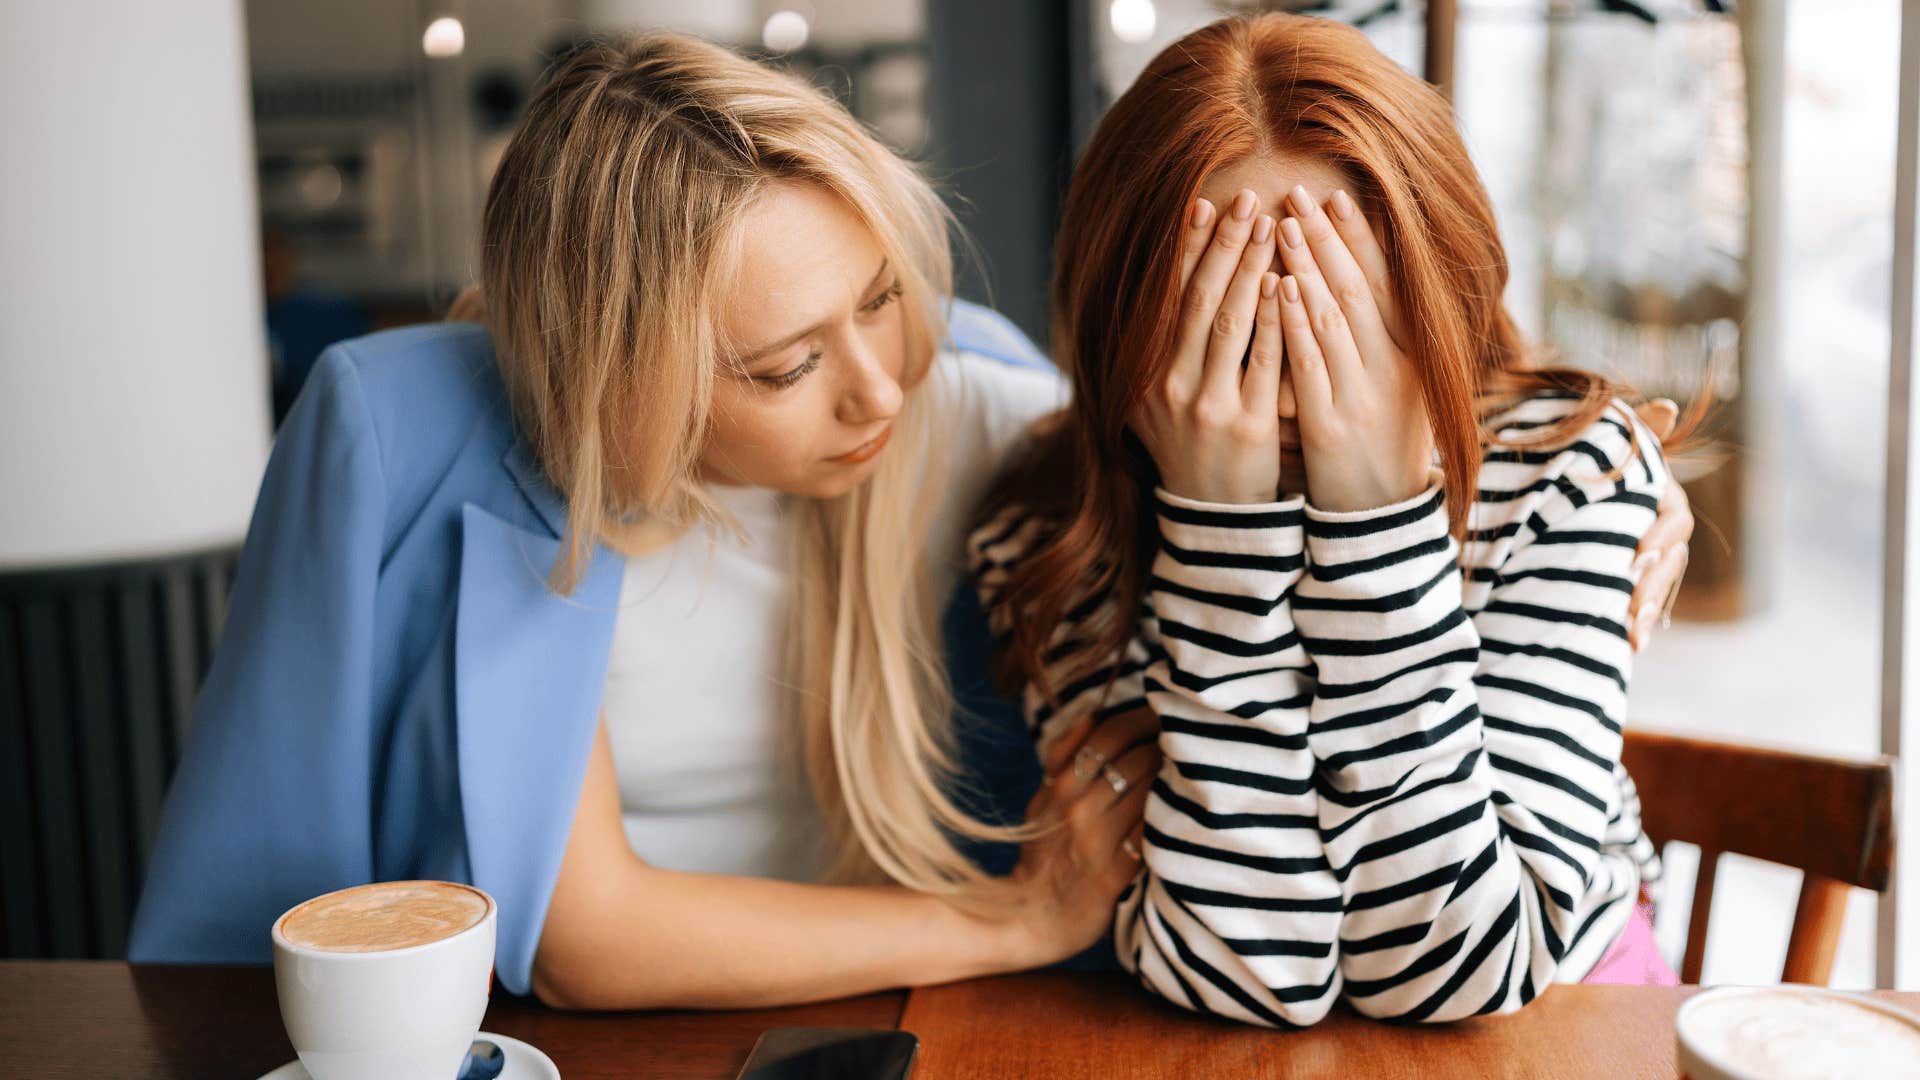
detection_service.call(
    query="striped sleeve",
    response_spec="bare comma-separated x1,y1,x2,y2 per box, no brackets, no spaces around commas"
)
1291,404,1664,1022
1119,490,1342,1026
967,492,1341,1027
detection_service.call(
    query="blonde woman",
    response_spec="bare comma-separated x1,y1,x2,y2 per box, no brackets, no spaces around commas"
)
128,33,1149,1008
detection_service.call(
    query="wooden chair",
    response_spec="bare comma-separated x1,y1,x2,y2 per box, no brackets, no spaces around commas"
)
1621,728,1897,985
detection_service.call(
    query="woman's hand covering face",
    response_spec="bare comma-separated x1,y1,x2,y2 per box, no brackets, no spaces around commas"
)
1271,185,1436,513
1129,188,1287,505
1131,180,1695,640
1274,190,1697,642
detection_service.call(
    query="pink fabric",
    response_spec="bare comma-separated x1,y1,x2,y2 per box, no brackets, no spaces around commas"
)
1582,898,1680,986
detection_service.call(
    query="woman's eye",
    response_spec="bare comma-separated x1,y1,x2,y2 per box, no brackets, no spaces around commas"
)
755,350,821,390
861,281,904,315
745,285,897,391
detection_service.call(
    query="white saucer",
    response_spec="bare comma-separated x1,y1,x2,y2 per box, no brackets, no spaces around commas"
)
257,1032,559,1080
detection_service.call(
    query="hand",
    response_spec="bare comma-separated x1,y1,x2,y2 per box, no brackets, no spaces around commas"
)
1627,399,1694,652
999,708,1160,967
1273,186,1435,513
1130,189,1287,504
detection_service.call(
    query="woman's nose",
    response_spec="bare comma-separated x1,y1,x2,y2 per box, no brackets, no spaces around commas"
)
835,340,904,426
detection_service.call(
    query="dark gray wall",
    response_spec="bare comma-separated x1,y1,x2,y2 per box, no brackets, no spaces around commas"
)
926,0,1090,346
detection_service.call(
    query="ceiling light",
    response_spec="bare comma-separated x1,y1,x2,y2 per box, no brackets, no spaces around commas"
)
1109,0,1155,45
762,10,809,53
422,16,465,59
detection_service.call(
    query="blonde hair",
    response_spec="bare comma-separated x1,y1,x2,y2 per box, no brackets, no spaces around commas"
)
449,33,1014,892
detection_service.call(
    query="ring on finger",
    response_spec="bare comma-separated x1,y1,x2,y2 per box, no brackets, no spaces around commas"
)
1073,746,1109,782
1102,762,1129,797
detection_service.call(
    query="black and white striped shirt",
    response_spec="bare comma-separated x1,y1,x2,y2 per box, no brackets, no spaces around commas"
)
968,393,1667,1026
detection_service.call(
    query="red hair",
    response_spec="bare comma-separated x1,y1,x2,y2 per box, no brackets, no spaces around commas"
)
990,13,1705,701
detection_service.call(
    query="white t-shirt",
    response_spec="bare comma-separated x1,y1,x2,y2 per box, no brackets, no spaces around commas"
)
600,350,1065,880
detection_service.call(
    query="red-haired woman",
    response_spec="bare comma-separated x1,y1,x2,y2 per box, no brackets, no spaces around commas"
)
970,13,1695,1026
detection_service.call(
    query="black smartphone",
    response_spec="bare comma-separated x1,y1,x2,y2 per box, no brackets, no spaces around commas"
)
733,1026,919,1080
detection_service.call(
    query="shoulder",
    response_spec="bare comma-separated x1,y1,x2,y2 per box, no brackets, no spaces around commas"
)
919,349,1066,581
931,349,1066,452
1469,393,1667,555
290,323,523,551
935,299,1066,464
964,499,1061,605
316,321,500,423
921,300,1066,504
305,321,513,481
944,298,1051,371
1480,392,1670,500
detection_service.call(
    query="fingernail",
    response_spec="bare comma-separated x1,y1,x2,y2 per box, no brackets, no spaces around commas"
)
1253,214,1274,243
1280,217,1304,249
1281,275,1300,303
1261,272,1279,299
1290,184,1314,215
1191,198,1214,229
1331,190,1356,220
1232,189,1257,221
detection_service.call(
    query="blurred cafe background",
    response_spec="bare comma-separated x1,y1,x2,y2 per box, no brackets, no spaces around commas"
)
3,0,1918,993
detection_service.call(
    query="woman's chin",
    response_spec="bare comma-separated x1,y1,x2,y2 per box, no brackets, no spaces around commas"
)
787,459,881,500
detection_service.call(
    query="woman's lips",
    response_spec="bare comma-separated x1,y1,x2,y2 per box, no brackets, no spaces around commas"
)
829,425,892,465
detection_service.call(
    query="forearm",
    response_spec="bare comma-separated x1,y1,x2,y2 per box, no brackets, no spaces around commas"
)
1122,490,1341,1027
534,859,1026,1010
1294,484,1485,804
1292,485,1519,1019
1294,482,1640,1021
538,720,1035,1011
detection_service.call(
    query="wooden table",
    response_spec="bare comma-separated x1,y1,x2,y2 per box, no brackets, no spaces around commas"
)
4,962,1919,1079
0,962,899,1079
901,973,1920,1079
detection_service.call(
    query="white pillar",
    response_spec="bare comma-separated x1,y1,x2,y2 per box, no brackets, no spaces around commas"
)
1743,0,1788,616
1880,0,1920,992
0,0,271,569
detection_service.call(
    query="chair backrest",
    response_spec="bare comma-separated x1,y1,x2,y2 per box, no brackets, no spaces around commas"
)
1,548,237,959
1621,728,1896,985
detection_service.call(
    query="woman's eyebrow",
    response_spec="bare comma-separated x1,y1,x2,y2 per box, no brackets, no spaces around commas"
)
736,258,892,364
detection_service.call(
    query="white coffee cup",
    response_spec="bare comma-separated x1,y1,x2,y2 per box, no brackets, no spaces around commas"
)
271,880,497,1080
1677,985,1920,1080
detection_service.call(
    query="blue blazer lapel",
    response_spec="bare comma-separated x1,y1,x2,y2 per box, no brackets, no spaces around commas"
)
499,439,571,538
454,444,622,994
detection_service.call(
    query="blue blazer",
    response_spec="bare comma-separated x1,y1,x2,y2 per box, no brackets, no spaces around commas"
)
126,302,1052,994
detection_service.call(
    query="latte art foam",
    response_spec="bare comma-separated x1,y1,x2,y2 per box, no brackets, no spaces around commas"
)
279,881,489,953
1684,989,1920,1080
